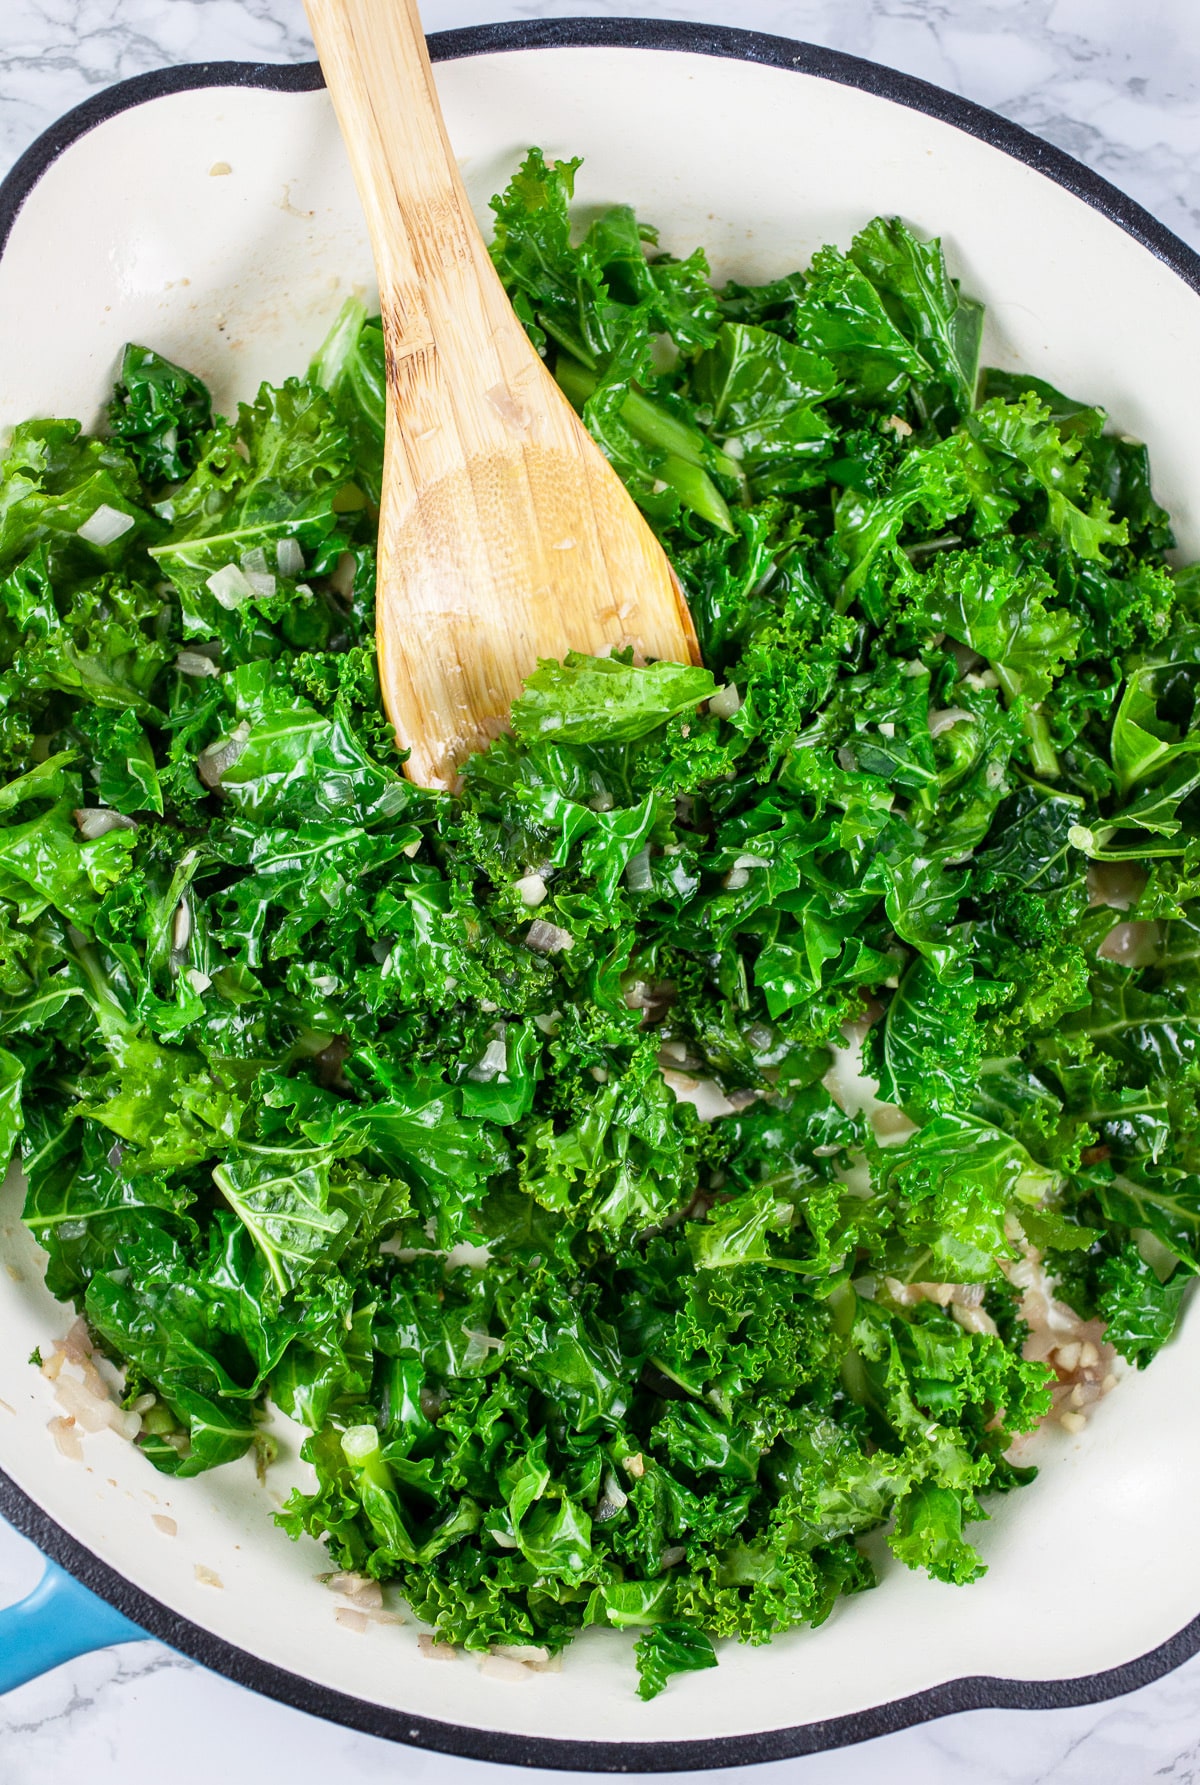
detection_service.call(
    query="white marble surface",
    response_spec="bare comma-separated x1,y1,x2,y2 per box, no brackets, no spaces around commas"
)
1,1,1199,1780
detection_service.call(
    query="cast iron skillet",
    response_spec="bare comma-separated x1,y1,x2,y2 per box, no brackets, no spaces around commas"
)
0,18,1198,1771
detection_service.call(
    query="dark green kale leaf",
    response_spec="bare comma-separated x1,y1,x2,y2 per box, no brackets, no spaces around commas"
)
107,344,214,486
849,217,983,420
511,653,717,745
634,1621,718,1701
150,378,352,640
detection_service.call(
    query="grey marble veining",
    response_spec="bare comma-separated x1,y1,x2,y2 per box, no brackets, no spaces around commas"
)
3,0,1200,247
1,2,1199,1781
3,1486,1200,1785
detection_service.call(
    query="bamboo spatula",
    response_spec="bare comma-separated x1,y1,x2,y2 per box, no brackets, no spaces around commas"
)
305,0,699,789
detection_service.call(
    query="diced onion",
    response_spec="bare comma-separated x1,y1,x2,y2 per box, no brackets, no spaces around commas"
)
1087,859,1148,911
885,1278,955,1307
595,1470,628,1522
661,1069,737,1122
468,1038,508,1081
494,1643,551,1666
198,720,251,790
73,807,137,840
329,1573,384,1608
47,1415,83,1460
625,847,653,892
514,873,548,907
478,1653,533,1683
1097,920,1160,967
240,550,280,599
172,902,192,952
276,536,305,577
928,707,973,738
885,1285,1000,1342
723,853,768,892
176,649,219,678
206,563,254,609
109,1406,143,1441
952,1304,998,1336
708,683,741,720
525,920,573,955
54,1374,114,1433
330,551,357,597
77,504,134,546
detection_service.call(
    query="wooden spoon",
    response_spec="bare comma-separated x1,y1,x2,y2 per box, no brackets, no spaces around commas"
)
304,0,699,789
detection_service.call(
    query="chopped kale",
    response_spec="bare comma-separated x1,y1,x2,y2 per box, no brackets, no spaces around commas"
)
5,151,1197,1699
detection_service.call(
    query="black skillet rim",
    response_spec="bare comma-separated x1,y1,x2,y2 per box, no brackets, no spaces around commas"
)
1,16,1198,1770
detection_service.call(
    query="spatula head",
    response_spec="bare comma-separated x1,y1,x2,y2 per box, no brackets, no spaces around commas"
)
375,326,698,790
304,0,698,789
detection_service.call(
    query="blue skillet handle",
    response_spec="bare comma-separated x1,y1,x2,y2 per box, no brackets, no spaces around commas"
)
0,1556,147,1693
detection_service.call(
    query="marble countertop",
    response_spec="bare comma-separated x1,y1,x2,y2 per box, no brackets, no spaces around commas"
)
1,2,1199,1781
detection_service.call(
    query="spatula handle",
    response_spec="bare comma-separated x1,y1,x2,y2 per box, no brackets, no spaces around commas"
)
304,0,529,454
305,0,464,291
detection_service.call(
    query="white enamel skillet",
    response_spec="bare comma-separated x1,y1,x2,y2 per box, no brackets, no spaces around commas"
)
0,19,1198,1769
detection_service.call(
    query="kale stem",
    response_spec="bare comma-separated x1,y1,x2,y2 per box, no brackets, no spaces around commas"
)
1022,709,1061,780
556,355,720,469
556,354,740,529
658,454,735,533
341,1424,395,1493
